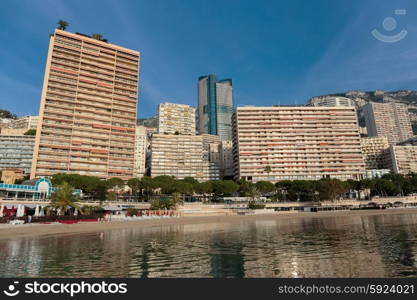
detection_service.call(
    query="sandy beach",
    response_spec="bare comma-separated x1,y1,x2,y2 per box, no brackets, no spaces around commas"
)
1,208,417,241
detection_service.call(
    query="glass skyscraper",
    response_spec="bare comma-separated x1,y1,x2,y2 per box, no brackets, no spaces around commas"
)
197,74,233,140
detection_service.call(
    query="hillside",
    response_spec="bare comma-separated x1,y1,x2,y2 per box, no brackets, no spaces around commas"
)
310,90,417,134
0,109,16,119
137,115,158,128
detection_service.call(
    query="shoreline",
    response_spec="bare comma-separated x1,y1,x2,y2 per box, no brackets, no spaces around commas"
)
1,208,417,241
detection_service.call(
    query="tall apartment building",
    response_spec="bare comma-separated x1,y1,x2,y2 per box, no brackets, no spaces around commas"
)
133,125,147,178
232,106,365,182
220,140,234,178
31,29,140,179
197,75,233,140
362,102,413,145
308,96,355,107
0,135,35,174
150,134,220,181
391,145,417,175
201,134,221,162
157,102,195,135
199,134,234,178
360,137,391,170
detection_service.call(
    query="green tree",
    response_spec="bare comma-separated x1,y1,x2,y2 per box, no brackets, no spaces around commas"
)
194,181,213,195
264,165,272,174
173,181,194,195
127,178,141,196
140,176,157,200
247,184,261,202
57,20,69,30
106,177,125,189
255,181,275,194
50,182,81,215
153,175,177,194
91,33,108,42
0,109,16,119
150,196,173,210
182,177,199,186
237,179,254,197
212,180,239,198
51,174,107,200
170,192,184,208
24,129,36,136
248,201,265,209
317,179,347,202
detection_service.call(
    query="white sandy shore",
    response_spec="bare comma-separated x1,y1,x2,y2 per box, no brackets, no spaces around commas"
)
1,208,417,241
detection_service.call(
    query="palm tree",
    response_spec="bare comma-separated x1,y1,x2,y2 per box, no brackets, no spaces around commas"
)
247,185,261,202
91,34,108,42
57,20,69,31
50,182,82,215
170,192,184,209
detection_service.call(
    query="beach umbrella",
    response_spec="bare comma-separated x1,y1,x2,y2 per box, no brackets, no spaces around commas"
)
74,208,78,216
19,205,24,217
17,205,23,217
0,205,4,218
10,206,15,217
39,206,45,217
34,205,39,217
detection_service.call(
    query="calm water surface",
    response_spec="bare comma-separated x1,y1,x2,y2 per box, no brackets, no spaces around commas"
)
1,212,417,277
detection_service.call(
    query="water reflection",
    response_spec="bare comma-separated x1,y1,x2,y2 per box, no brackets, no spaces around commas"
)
1,213,417,277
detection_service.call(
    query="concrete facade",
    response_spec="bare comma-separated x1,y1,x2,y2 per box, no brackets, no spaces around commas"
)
360,137,391,170
31,29,140,179
0,135,35,174
133,125,147,178
157,102,196,135
232,106,365,182
362,102,413,145
150,134,220,181
391,145,417,175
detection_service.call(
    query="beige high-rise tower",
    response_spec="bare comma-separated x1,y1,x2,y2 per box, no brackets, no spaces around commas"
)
362,102,413,145
31,29,140,180
232,106,365,182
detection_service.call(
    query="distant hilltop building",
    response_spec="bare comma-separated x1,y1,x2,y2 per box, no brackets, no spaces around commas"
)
0,115,38,135
308,96,355,107
31,29,140,179
309,90,417,135
157,102,196,135
197,74,234,140
7,116,38,130
362,102,413,145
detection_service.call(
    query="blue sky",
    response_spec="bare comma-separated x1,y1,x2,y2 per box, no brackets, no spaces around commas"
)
1,0,417,118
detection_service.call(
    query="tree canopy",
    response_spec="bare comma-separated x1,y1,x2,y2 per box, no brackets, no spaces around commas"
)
57,20,69,30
